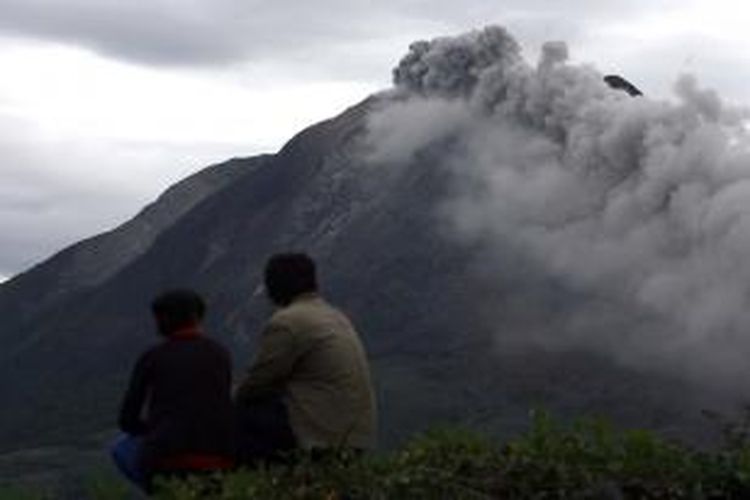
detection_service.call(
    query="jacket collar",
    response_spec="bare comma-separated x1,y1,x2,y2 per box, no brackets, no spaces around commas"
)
290,292,322,304
169,325,203,340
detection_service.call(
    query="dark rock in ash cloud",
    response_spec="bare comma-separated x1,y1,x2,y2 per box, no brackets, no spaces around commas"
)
604,74,643,96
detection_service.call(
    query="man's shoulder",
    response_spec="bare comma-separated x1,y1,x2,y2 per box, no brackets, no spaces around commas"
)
269,296,358,341
271,296,341,326
132,343,162,372
146,335,230,357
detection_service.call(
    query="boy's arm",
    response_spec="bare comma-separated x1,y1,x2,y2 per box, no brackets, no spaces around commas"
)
118,353,151,435
234,321,301,403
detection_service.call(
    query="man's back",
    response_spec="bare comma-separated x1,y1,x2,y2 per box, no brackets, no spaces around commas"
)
279,295,376,449
238,294,377,450
119,335,235,463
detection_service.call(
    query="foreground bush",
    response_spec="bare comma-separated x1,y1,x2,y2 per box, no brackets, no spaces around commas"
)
153,411,750,499
6,411,750,499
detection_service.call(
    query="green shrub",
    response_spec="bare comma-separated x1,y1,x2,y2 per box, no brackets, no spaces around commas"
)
11,410,750,498
153,411,750,499
0,484,46,500
83,470,130,500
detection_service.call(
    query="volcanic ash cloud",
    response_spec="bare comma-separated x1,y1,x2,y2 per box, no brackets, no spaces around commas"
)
366,25,750,383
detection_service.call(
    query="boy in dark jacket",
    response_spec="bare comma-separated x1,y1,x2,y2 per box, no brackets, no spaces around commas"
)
112,290,235,491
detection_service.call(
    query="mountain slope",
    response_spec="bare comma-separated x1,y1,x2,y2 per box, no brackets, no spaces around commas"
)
0,96,714,457
0,155,268,346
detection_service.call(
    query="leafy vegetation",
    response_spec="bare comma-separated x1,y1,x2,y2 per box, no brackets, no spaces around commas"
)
0,485,44,500
153,409,750,499
7,410,750,499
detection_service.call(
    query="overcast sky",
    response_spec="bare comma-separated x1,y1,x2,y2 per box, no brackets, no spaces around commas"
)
2,0,750,282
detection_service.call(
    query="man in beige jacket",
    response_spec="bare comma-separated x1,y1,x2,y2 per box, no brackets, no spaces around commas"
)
235,253,376,462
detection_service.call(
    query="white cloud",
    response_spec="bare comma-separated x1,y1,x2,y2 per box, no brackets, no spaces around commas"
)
0,41,376,150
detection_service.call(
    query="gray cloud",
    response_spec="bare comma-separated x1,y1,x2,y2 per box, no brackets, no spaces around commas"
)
0,0,400,67
366,26,750,384
0,0,683,69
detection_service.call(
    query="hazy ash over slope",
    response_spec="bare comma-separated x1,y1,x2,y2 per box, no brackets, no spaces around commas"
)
367,26,750,383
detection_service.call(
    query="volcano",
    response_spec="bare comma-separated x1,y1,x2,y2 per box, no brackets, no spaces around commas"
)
0,27,737,472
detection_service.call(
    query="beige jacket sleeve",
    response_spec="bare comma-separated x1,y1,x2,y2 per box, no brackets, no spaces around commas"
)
234,320,303,403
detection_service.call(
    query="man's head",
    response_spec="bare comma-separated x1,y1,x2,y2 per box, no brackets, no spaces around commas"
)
264,253,318,307
151,289,206,336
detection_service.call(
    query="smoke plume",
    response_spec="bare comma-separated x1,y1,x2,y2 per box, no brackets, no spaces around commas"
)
366,26,750,384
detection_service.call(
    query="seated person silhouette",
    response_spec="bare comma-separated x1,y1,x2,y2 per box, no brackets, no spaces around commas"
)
111,289,235,492
234,253,377,464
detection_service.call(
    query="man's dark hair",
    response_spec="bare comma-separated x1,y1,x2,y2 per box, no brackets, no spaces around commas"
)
151,289,206,334
264,253,318,306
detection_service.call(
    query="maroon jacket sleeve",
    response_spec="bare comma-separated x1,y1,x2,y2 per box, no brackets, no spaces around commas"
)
118,351,152,435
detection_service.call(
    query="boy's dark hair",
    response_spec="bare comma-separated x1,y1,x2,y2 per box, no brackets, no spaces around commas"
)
151,289,206,334
264,253,318,306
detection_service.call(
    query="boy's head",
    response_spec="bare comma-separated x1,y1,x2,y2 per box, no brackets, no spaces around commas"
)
151,289,206,336
264,253,318,307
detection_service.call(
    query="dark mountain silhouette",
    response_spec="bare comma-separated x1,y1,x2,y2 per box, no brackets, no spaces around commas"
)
0,93,719,465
